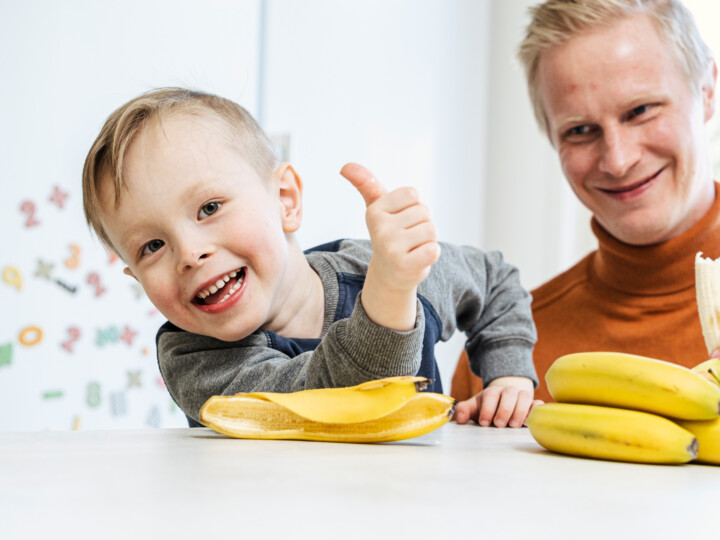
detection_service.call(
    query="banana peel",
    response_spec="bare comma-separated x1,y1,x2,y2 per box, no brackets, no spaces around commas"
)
244,375,429,423
199,376,456,443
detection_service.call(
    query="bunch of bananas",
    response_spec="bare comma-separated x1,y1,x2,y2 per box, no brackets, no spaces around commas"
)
527,252,720,465
527,353,720,465
199,376,456,443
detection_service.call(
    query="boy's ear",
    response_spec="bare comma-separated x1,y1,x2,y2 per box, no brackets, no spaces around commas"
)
274,162,303,233
123,267,139,281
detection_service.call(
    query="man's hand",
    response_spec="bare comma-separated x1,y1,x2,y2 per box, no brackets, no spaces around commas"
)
340,162,440,331
454,376,543,428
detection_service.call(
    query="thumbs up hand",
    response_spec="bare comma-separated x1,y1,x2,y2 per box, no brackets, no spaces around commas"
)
340,162,440,331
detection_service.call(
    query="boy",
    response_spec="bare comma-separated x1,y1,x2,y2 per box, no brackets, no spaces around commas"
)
82,88,539,427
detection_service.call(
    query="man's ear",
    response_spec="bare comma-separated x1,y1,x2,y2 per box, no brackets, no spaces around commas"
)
123,267,139,281
274,162,303,233
703,60,717,122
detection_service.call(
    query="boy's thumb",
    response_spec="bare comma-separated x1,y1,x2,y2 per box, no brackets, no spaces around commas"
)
340,162,387,206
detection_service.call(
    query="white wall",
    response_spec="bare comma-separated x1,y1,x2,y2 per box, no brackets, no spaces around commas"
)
482,1,595,292
261,0,490,391
0,0,261,431
6,0,714,431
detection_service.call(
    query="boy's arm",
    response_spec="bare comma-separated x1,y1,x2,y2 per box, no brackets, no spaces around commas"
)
419,245,539,427
158,293,426,424
339,163,440,332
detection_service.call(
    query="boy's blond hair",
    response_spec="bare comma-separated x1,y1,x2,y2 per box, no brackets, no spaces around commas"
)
517,0,713,139
82,88,278,252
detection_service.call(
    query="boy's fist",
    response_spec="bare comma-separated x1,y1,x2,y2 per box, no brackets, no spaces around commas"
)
340,162,440,295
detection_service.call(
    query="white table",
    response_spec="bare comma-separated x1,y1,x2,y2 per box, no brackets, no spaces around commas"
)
1,422,718,539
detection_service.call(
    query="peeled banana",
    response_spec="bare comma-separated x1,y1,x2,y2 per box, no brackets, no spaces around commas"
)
199,377,455,443
545,352,720,420
676,417,720,465
526,403,698,464
695,252,720,354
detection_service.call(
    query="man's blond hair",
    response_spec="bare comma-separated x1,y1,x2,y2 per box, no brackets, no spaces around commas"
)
517,0,713,139
82,87,278,251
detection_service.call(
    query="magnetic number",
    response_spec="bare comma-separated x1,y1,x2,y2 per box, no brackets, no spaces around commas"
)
65,244,81,269
2,266,22,291
20,200,40,227
18,326,43,346
87,272,107,297
86,382,101,408
61,327,81,353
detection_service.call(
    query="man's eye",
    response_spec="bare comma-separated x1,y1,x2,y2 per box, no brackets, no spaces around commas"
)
627,104,651,120
199,202,221,219
141,239,165,256
568,125,590,137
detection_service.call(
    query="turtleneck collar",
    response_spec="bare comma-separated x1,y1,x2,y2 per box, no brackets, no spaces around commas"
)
591,182,720,295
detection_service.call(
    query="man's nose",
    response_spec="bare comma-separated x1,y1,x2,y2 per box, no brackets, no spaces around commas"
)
598,126,641,178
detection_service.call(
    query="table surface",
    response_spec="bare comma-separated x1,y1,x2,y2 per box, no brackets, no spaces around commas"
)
1,422,718,539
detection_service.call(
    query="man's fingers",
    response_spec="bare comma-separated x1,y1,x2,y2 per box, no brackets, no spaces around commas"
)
340,162,388,207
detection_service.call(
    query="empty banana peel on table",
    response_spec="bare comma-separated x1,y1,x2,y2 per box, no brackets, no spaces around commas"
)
199,376,456,443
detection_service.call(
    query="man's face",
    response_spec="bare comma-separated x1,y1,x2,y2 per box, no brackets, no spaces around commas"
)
537,13,716,245
99,113,298,342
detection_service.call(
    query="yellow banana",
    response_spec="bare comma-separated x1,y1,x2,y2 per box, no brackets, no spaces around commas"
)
200,391,455,443
245,376,429,423
526,403,697,464
546,352,720,420
676,417,720,465
695,252,720,354
691,358,720,387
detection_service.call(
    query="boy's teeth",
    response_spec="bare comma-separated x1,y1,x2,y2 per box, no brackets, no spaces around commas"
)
218,279,243,303
195,269,244,301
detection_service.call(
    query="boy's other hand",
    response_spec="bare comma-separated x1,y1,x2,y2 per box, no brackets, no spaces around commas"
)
340,162,440,331
453,376,543,428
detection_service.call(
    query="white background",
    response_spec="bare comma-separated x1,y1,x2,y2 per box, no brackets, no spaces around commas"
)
1,0,718,431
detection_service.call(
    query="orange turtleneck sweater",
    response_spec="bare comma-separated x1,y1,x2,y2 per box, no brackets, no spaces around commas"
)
451,182,720,403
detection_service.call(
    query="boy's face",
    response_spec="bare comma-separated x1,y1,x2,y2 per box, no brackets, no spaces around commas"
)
99,113,301,341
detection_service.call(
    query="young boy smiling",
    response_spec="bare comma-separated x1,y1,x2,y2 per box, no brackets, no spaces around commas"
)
82,88,540,427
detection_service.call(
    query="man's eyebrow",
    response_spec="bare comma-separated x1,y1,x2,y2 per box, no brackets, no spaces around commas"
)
555,116,588,133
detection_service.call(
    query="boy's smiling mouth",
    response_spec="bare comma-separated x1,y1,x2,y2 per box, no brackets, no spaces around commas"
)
193,268,246,307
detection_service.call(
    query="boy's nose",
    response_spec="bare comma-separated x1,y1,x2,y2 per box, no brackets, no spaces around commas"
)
176,245,213,273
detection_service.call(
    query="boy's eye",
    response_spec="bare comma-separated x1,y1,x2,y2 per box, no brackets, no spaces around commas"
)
141,239,165,256
199,202,221,219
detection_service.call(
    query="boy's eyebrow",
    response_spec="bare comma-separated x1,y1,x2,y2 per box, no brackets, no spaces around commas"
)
179,179,219,202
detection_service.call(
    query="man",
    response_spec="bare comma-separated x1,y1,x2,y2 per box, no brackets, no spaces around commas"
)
452,0,720,424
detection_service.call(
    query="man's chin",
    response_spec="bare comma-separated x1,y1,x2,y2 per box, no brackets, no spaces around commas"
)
596,215,675,247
